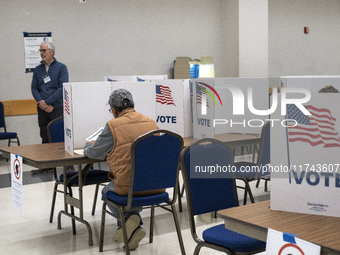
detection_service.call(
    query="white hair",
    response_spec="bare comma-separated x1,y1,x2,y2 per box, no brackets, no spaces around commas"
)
41,41,55,53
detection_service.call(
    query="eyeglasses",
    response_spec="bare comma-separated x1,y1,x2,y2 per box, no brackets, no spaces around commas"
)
39,49,49,53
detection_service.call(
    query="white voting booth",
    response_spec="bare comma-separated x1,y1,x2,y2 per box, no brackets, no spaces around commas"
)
63,77,192,155
152,79,192,137
63,81,156,156
280,75,340,92
270,93,340,217
191,78,269,139
104,75,192,138
104,75,168,82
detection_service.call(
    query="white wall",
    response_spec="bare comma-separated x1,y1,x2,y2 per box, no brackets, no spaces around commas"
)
239,0,268,77
268,0,340,77
0,0,226,145
221,0,239,77
1,0,340,145
0,0,225,101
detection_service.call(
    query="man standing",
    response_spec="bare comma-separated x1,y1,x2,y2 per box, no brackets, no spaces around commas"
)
84,89,161,250
31,41,68,143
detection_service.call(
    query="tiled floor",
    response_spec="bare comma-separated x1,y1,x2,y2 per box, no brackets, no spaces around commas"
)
0,156,269,255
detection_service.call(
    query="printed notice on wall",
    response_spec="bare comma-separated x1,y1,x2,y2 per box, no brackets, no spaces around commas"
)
23,32,52,73
11,154,23,212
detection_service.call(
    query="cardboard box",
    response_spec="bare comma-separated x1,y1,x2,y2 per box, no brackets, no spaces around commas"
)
174,57,190,79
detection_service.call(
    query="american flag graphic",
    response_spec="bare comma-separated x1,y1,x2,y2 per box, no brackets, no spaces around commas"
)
287,104,340,148
156,85,176,106
195,84,209,108
64,88,70,116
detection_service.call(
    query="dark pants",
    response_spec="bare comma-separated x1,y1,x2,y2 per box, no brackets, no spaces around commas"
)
37,106,63,143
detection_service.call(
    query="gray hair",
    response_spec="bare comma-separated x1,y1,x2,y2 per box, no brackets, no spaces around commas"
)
41,41,55,52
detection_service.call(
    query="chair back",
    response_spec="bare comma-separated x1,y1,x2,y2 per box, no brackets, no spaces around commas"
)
47,116,65,143
0,102,6,130
180,138,238,216
256,121,270,178
129,129,183,196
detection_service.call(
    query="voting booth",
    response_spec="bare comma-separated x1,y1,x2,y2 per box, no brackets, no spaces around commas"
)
152,79,192,137
63,81,156,156
104,75,192,137
280,75,340,92
104,75,168,82
190,77,270,139
270,93,340,217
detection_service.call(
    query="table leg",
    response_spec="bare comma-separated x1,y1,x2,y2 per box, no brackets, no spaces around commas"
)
57,163,94,246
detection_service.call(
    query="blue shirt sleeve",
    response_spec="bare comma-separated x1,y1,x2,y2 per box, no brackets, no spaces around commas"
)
84,124,114,160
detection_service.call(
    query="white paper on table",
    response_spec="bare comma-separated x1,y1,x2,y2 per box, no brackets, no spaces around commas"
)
86,127,104,142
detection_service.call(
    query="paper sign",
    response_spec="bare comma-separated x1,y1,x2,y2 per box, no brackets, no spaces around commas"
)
266,229,320,255
11,153,23,212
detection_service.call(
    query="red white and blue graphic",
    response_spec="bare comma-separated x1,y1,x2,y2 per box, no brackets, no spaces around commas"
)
64,88,71,116
287,104,340,148
156,85,176,106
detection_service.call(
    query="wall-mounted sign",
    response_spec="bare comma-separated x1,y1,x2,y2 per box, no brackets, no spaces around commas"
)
23,32,52,73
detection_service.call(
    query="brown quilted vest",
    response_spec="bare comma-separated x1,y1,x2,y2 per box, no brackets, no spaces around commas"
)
106,108,164,196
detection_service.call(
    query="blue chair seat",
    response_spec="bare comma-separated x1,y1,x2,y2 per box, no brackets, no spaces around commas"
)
106,190,169,207
0,132,18,139
60,169,110,186
203,224,266,253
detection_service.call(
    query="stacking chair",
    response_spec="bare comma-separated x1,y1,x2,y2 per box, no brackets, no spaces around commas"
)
234,121,271,205
99,129,185,255
0,101,20,146
180,138,266,255
47,116,110,227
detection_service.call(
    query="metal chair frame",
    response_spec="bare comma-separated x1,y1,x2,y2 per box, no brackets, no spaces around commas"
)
99,129,185,254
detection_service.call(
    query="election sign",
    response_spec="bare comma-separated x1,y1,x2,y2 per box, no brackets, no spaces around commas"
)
23,32,52,72
11,153,23,212
266,229,320,255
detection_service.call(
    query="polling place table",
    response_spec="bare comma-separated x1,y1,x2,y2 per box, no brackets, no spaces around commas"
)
218,200,340,255
0,142,103,246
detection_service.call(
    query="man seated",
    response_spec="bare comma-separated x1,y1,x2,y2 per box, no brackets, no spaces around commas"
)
84,88,162,250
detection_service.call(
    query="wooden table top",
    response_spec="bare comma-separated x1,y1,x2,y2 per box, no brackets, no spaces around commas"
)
218,200,340,253
183,133,260,147
0,142,99,168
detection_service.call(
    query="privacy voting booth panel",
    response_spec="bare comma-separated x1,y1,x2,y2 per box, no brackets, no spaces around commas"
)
191,78,269,139
104,75,168,82
152,79,192,137
63,81,156,156
104,76,192,137
280,75,340,92
270,93,340,217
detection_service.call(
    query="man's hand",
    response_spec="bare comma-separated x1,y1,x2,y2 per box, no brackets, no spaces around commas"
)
38,100,53,113
45,105,54,113
38,100,48,110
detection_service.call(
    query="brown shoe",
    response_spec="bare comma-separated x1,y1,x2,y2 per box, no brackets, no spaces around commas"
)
112,214,140,243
